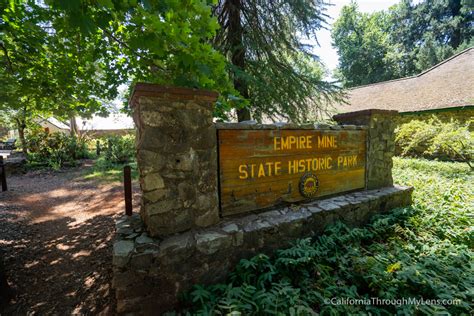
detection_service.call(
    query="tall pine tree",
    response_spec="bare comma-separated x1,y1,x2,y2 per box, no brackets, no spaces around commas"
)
213,0,342,122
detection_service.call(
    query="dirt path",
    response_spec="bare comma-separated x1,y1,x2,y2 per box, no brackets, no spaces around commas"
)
0,161,139,315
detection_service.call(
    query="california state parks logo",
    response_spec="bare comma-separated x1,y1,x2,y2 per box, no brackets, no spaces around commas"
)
299,173,319,198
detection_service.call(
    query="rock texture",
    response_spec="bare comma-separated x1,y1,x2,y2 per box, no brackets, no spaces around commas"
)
130,83,220,237
333,109,397,189
116,84,411,315
112,186,413,314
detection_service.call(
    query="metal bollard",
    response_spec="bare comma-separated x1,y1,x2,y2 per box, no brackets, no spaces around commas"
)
0,156,7,192
123,165,132,216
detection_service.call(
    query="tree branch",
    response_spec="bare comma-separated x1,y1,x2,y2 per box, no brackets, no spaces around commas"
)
99,27,166,72
0,42,14,73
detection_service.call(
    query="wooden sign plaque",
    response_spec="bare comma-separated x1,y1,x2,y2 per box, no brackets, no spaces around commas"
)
218,129,367,216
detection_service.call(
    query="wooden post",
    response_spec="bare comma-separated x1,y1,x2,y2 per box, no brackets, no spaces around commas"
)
0,156,7,192
96,140,101,156
124,165,132,216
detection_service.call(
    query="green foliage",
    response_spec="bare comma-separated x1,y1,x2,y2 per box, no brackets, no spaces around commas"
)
332,3,399,87
332,0,474,87
26,129,91,170
103,135,135,164
395,118,473,166
184,158,473,315
0,0,123,152
81,156,138,183
213,0,342,122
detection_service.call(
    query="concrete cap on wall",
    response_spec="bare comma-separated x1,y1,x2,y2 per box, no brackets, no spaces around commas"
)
128,82,219,107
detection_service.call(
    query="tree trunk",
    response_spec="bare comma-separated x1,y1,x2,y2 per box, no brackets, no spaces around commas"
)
449,0,462,48
227,0,251,122
15,118,27,155
69,116,79,136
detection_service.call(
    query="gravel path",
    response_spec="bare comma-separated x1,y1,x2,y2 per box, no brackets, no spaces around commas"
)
0,162,139,315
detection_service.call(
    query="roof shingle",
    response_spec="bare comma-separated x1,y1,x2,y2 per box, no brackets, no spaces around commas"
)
335,47,474,113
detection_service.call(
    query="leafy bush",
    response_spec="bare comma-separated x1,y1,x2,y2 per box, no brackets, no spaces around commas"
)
103,135,135,164
182,158,473,315
395,118,473,167
26,129,91,169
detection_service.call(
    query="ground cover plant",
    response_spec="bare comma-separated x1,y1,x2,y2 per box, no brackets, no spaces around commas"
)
81,135,137,182
183,158,473,315
82,157,138,183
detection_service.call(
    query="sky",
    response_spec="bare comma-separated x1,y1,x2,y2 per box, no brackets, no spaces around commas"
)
312,0,401,77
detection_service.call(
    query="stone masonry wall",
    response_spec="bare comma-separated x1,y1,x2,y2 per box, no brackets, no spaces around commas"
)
130,84,220,237
115,84,412,314
333,110,397,190
113,185,413,314
395,107,474,130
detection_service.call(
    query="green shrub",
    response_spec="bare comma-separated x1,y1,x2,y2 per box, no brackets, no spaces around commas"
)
103,135,135,164
182,158,473,315
395,118,473,167
26,129,91,169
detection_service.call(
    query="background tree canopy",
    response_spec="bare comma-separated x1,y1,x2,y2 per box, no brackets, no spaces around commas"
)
1,0,341,136
332,0,474,88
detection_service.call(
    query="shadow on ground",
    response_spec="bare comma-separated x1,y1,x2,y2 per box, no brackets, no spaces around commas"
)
0,162,140,314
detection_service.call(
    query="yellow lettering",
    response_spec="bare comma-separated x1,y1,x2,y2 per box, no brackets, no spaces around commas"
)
299,136,306,148
265,162,273,176
298,159,305,173
274,137,281,150
289,136,297,148
275,161,281,175
250,164,256,178
307,136,313,148
258,164,265,178
288,160,297,174
239,165,248,179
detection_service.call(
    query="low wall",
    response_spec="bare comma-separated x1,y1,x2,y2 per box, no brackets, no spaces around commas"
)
113,185,412,314
395,106,474,129
113,83,413,314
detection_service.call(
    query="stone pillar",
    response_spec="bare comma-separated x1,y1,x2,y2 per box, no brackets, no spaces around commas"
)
130,83,220,237
333,109,397,190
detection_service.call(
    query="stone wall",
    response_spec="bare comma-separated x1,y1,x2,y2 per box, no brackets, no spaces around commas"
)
114,84,413,315
130,84,220,237
395,107,474,129
333,109,397,190
113,186,412,314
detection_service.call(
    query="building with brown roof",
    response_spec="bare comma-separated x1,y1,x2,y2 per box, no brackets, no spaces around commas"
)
334,47,474,125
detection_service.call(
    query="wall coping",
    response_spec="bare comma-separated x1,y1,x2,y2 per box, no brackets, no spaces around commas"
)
129,83,219,107
215,122,368,130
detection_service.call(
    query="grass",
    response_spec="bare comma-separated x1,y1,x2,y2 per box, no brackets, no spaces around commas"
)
180,157,473,315
81,157,138,183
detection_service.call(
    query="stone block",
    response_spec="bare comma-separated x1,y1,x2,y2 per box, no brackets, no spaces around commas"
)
131,83,220,237
196,231,232,255
113,240,135,268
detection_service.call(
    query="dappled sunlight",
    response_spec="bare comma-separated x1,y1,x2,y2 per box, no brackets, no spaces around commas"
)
0,164,140,314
